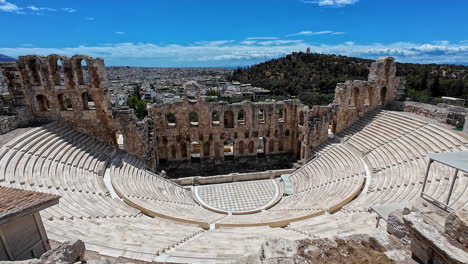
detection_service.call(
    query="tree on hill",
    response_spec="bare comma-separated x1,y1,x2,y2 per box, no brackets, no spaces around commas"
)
231,52,468,107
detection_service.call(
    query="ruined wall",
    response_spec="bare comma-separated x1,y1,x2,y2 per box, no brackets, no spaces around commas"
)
1,55,403,176
0,55,117,146
389,101,468,129
297,57,403,159
148,91,301,175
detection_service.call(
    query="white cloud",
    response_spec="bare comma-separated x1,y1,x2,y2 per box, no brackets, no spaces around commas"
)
1,40,467,66
27,5,56,12
85,17,95,21
246,37,279,40
304,0,359,7
115,31,126,35
61,8,77,13
0,1,77,14
0,0,21,13
287,30,344,37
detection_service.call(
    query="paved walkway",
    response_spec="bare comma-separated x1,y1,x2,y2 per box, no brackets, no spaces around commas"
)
193,179,281,214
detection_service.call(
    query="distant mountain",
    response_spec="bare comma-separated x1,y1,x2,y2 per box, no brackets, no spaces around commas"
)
0,54,16,62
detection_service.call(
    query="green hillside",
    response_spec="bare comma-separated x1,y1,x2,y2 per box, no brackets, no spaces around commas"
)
230,52,468,106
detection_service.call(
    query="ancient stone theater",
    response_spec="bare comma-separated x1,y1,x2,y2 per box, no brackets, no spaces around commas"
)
0,55,467,263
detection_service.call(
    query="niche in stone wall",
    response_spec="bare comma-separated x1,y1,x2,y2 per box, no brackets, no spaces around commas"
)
57,93,73,111
114,131,125,150
203,142,210,157
49,58,65,86
224,110,234,128
380,87,387,105
257,137,266,157
189,112,199,127
28,58,42,86
238,110,246,125
211,111,219,126
82,92,96,110
248,141,254,154
238,141,244,155
36,94,49,111
299,111,304,126
277,108,285,122
166,112,176,128
258,109,265,124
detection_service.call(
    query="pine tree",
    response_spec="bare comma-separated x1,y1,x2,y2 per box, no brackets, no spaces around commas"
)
419,71,428,91
430,75,441,97
456,78,464,97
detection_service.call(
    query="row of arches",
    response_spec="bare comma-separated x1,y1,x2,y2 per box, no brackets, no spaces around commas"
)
165,108,287,128
25,56,92,87
35,92,96,111
348,86,387,107
159,137,286,161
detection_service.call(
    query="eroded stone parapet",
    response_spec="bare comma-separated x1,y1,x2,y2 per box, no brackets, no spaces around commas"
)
403,212,468,264
445,210,468,248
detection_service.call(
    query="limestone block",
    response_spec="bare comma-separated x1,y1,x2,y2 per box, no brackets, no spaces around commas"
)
445,210,468,248
403,212,468,264
387,209,411,245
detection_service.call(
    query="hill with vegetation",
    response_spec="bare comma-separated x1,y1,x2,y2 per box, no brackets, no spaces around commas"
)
230,52,468,107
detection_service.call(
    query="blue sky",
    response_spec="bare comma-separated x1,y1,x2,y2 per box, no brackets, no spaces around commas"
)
1,0,467,67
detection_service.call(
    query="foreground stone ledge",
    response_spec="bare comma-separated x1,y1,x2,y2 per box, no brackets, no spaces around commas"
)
403,212,468,264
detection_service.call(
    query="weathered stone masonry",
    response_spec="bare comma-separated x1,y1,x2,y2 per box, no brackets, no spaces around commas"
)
0,55,402,176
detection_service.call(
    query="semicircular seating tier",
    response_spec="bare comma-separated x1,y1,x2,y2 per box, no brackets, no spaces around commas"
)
109,140,368,227
338,110,468,212
1,109,468,263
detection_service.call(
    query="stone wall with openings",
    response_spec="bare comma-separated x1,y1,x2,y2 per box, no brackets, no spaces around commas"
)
148,92,302,174
0,55,116,146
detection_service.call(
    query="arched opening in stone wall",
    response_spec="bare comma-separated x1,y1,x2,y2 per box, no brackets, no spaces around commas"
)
351,87,360,106
203,142,210,157
296,141,302,160
277,108,285,122
211,111,219,126
285,129,290,137
238,141,244,155
81,59,90,85
224,139,234,160
238,110,246,124
63,94,73,110
257,137,266,157
166,112,176,127
28,58,42,85
158,146,167,161
328,120,337,138
36,94,49,111
224,110,234,128
258,109,265,124
189,112,199,127
114,131,125,150
81,92,96,110
170,145,176,159
380,87,387,105
248,141,254,154
49,58,65,86
365,87,374,105
181,143,187,158
214,142,221,157
190,141,201,162
279,140,284,152
57,93,67,111
268,139,275,153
